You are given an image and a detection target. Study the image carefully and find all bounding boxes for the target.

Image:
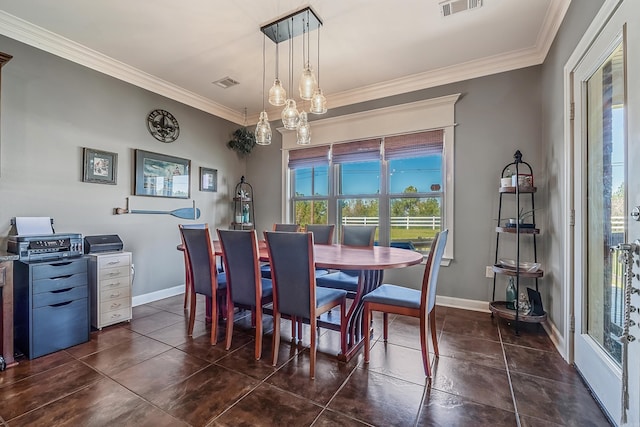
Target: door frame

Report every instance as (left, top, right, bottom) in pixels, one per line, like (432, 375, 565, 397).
(562, 0, 624, 364)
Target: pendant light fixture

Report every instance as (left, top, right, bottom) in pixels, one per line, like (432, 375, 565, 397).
(268, 23, 286, 107)
(255, 34, 272, 145)
(260, 7, 326, 144)
(298, 13, 317, 101)
(310, 22, 327, 115)
(281, 17, 299, 130)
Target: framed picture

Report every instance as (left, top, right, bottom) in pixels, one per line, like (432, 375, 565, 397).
(83, 148, 118, 185)
(199, 167, 218, 192)
(134, 149, 190, 198)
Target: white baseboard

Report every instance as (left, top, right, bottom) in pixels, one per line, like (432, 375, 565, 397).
(132, 284, 185, 307)
(542, 319, 566, 360)
(436, 295, 491, 313)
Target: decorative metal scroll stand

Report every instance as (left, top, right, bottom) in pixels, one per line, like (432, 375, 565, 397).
(113, 197, 200, 219)
(613, 241, 640, 424)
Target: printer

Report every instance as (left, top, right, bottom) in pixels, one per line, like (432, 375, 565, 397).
(84, 234, 124, 254)
(7, 217, 83, 262)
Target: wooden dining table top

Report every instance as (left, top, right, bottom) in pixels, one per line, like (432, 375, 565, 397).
(210, 240, 424, 270)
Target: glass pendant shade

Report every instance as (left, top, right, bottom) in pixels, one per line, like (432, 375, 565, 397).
(296, 112, 311, 145)
(255, 111, 272, 145)
(310, 88, 327, 114)
(299, 63, 317, 100)
(281, 99, 300, 130)
(268, 79, 286, 106)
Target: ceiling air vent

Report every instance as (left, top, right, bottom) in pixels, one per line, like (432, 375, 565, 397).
(213, 77, 239, 89)
(440, 0, 483, 17)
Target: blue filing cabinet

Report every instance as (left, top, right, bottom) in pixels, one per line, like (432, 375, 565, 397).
(13, 257, 90, 359)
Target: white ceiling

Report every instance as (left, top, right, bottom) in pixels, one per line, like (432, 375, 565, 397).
(0, 0, 570, 125)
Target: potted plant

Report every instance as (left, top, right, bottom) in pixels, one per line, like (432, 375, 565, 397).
(507, 208, 538, 228)
(227, 127, 256, 155)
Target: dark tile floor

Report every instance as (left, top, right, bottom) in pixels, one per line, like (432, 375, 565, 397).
(0, 295, 610, 426)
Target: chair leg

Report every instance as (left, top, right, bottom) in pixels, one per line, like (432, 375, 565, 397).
(225, 297, 234, 351)
(272, 312, 281, 366)
(183, 287, 189, 309)
(364, 303, 372, 364)
(291, 316, 297, 342)
(310, 317, 317, 379)
(187, 290, 196, 336)
(210, 295, 218, 346)
(383, 312, 389, 341)
(297, 319, 303, 343)
(254, 307, 263, 360)
(430, 309, 439, 357)
(420, 313, 431, 378)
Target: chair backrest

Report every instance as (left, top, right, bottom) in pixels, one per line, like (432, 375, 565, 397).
(217, 229, 262, 306)
(305, 224, 335, 245)
(421, 229, 449, 314)
(273, 223, 299, 232)
(342, 225, 376, 247)
(179, 224, 216, 297)
(264, 231, 315, 320)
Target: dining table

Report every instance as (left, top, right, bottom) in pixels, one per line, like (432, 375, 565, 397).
(179, 239, 424, 362)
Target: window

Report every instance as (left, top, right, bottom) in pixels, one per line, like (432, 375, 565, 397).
(281, 95, 459, 261)
(290, 132, 444, 254)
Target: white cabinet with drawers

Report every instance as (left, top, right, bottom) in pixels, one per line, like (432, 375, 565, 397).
(88, 251, 132, 329)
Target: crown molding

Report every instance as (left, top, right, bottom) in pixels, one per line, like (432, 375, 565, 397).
(0, 11, 245, 125)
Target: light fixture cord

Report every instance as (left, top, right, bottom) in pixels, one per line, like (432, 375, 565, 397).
(290, 17, 294, 95)
(262, 33, 266, 110)
(317, 22, 321, 84)
(302, 16, 306, 68)
(274, 24, 279, 80)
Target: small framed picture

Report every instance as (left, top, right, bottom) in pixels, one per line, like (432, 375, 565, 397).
(200, 167, 218, 192)
(83, 148, 118, 185)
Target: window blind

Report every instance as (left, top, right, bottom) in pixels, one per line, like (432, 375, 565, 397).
(384, 130, 444, 160)
(332, 139, 381, 164)
(288, 145, 330, 169)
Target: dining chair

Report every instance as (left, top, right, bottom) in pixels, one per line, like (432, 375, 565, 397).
(273, 223, 300, 232)
(316, 225, 377, 294)
(217, 229, 273, 360)
(363, 229, 448, 377)
(264, 231, 347, 379)
(260, 223, 300, 279)
(305, 224, 335, 245)
(179, 224, 227, 345)
(180, 223, 206, 309)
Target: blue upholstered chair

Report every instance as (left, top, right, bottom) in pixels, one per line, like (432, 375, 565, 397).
(179, 224, 227, 345)
(180, 223, 206, 309)
(217, 229, 273, 360)
(363, 229, 448, 377)
(305, 224, 335, 277)
(316, 225, 377, 294)
(305, 224, 335, 245)
(260, 223, 300, 279)
(264, 231, 347, 379)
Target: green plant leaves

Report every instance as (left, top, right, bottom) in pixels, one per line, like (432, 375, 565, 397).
(227, 127, 256, 155)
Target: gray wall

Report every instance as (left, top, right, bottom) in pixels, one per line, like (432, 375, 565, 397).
(540, 0, 605, 334)
(250, 67, 544, 304)
(0, 35, 243, 298)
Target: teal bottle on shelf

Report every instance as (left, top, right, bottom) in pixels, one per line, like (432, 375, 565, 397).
(506, 277, 517, 309)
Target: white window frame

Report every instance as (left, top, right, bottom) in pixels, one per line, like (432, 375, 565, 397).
(280, 94, 460, 262)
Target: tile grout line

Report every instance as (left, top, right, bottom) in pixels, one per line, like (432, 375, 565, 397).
(497, 322, 522, 427)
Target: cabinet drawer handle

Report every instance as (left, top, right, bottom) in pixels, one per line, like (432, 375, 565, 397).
(50, 301, 72, 307)
(51, 287, 73, 293)
(50, 262, 72, 267)
(110, 313, 122, 319)
(106, 272, 120, 277)
(110, 292, 121, 298)
(106, 281, 121, 288)
(110, 303, 122, 309)
(107, 260, 121, 265)
(52, 274, 73, 280)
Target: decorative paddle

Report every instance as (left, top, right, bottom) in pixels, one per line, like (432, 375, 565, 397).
(114, 198, 200, 219)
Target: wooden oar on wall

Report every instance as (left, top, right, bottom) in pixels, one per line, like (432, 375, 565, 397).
(114, 198, 200, 219)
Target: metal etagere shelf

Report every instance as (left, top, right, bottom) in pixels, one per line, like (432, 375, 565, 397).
(232, 176, 255, 230)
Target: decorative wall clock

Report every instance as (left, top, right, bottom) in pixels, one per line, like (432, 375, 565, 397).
(147, 109, 180, 143)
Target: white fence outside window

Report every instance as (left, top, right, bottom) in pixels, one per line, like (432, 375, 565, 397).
(342, 216, 441, 230)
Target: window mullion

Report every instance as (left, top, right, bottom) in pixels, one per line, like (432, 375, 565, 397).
(379, 158, 390, 246)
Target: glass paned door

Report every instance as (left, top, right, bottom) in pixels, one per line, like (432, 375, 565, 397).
(573, 1, 640, 423)
(586, 42, 625, 365)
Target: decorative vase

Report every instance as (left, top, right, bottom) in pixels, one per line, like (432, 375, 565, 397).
(506, 278, 517, 309)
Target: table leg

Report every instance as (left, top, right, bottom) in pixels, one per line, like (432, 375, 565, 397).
(337, 269, 383, 362)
